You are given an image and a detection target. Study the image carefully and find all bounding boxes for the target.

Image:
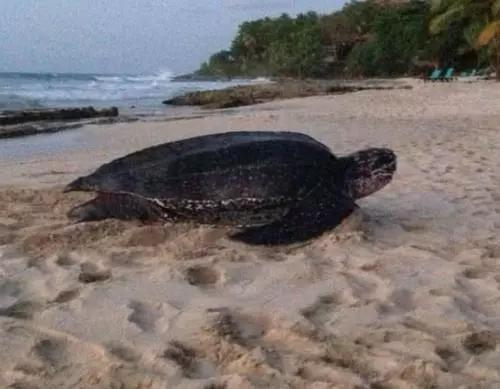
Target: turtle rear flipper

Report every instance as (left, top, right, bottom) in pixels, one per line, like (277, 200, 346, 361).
(67, 193, 174, 223)
(231, 186, 356, 245)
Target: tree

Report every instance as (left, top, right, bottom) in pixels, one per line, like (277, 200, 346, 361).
(319, 1, 383, 75)
(340, 0, 384, 36)
(226, 12, 325, 77)
(197, 50, 239, 77)
(195, 0, 497, 79)
(267, 24, 325, 77)
(430, 0, 500, 79)
(346, 1, 430, 76)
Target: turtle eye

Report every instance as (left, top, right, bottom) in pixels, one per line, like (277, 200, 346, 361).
(379, 153, 393, 165)
(375, 155, 391, 169)
(373, 150, 396, 171)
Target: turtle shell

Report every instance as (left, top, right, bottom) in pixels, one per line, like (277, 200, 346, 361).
(66, 131, 343, 224)
(66, 131, 344, 226)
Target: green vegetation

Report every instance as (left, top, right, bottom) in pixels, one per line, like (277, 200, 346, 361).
(429, 0, 500, 79)
(196, 0, 499, 79)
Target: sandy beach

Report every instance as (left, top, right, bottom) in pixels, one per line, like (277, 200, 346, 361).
(1, 80, 500, 388)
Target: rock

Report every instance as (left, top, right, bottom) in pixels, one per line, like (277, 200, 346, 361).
(163, 80, 411, 109)
(0, 122, 84, 139)
(0, 108, 136, 139)
(171, 73, 235, 82)
(0, 106, 119, 126)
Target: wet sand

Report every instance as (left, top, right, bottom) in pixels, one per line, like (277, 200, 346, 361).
(1, 80, 500, 388)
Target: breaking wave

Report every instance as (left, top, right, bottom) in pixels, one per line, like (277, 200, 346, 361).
(0, 69, 249, 110)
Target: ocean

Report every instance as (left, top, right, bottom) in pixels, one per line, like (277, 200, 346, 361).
(0, 71, 261, 115)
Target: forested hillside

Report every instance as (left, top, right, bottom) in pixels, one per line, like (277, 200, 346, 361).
(196, 0, 499, 79)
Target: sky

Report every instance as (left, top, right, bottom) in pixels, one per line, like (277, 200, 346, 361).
(0, 0, 346, 75)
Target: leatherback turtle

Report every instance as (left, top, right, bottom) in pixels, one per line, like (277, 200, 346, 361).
(65, 131, 396, 245)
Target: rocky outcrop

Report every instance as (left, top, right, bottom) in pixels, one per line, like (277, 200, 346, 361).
(0, 122, 84, 139)
(171, 73, 235, 82)
(0, 115, 137, 140)
(0, 107, 136, 139)
(163, 80, 411, 109)
(0, 106, 119, 126)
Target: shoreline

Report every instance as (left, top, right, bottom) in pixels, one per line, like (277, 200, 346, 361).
(0, 78, 414, 140)
(162, 78, 414, 109)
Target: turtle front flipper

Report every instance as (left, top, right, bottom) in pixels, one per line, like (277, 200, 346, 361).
(68, 192, 177, 223)
(231, 186, 356, 245)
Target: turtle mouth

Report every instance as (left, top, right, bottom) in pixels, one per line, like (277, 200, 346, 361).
(384, 159, 397, 175)
(376, 171, 395, 188)
(372, 149, 397, 179)
(373, 152, 397, 188)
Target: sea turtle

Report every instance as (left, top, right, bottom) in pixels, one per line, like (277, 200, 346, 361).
(65, 131, 396, 245)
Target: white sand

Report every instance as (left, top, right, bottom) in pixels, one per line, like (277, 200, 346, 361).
(0, 80, 499, 388)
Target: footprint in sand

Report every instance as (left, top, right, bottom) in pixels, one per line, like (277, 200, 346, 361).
(462, 331, 498, 355)
(202, 308, 359, 383)
(428, 288, 450, 297)
(163, 340, 217, 379)
(301, 294, 340, 328)
(125, 226, 170, 247)
(462, 267, 489, 280)
(387, 288, 416, 313)
(52, 288, 81, 304)
(107, 342, 141, 363)
(0, 279, 22, 299)
(55, 252, 77, 267)
(109, 249, 145, 268)
(78, 262, 111, 284)
(127, 300, 162, 332)
(185, 265, 220, 287)
(483, 245, 500, 259)
(0, 224, 16, 245)
(491, 192, 500, 202)
(163, 341, 197, 373)
(435, 345, 460, 368)
(31, 338, 69, 371)
(206, 308, 268, 346)
(340, 272, 379, 302)
(0, 300, 44, 320)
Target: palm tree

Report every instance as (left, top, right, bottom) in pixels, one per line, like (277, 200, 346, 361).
(429, 0, 500, 79)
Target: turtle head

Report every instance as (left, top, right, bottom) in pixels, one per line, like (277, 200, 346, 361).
(341, 148, 396, 200)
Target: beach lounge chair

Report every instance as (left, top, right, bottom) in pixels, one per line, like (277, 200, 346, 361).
(440, 68, 455, 82)
(458, 69, 478, 82)
(476, 68, 491, 79)
(460, 69, 476, 77)
(424, 69, 442, 82)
